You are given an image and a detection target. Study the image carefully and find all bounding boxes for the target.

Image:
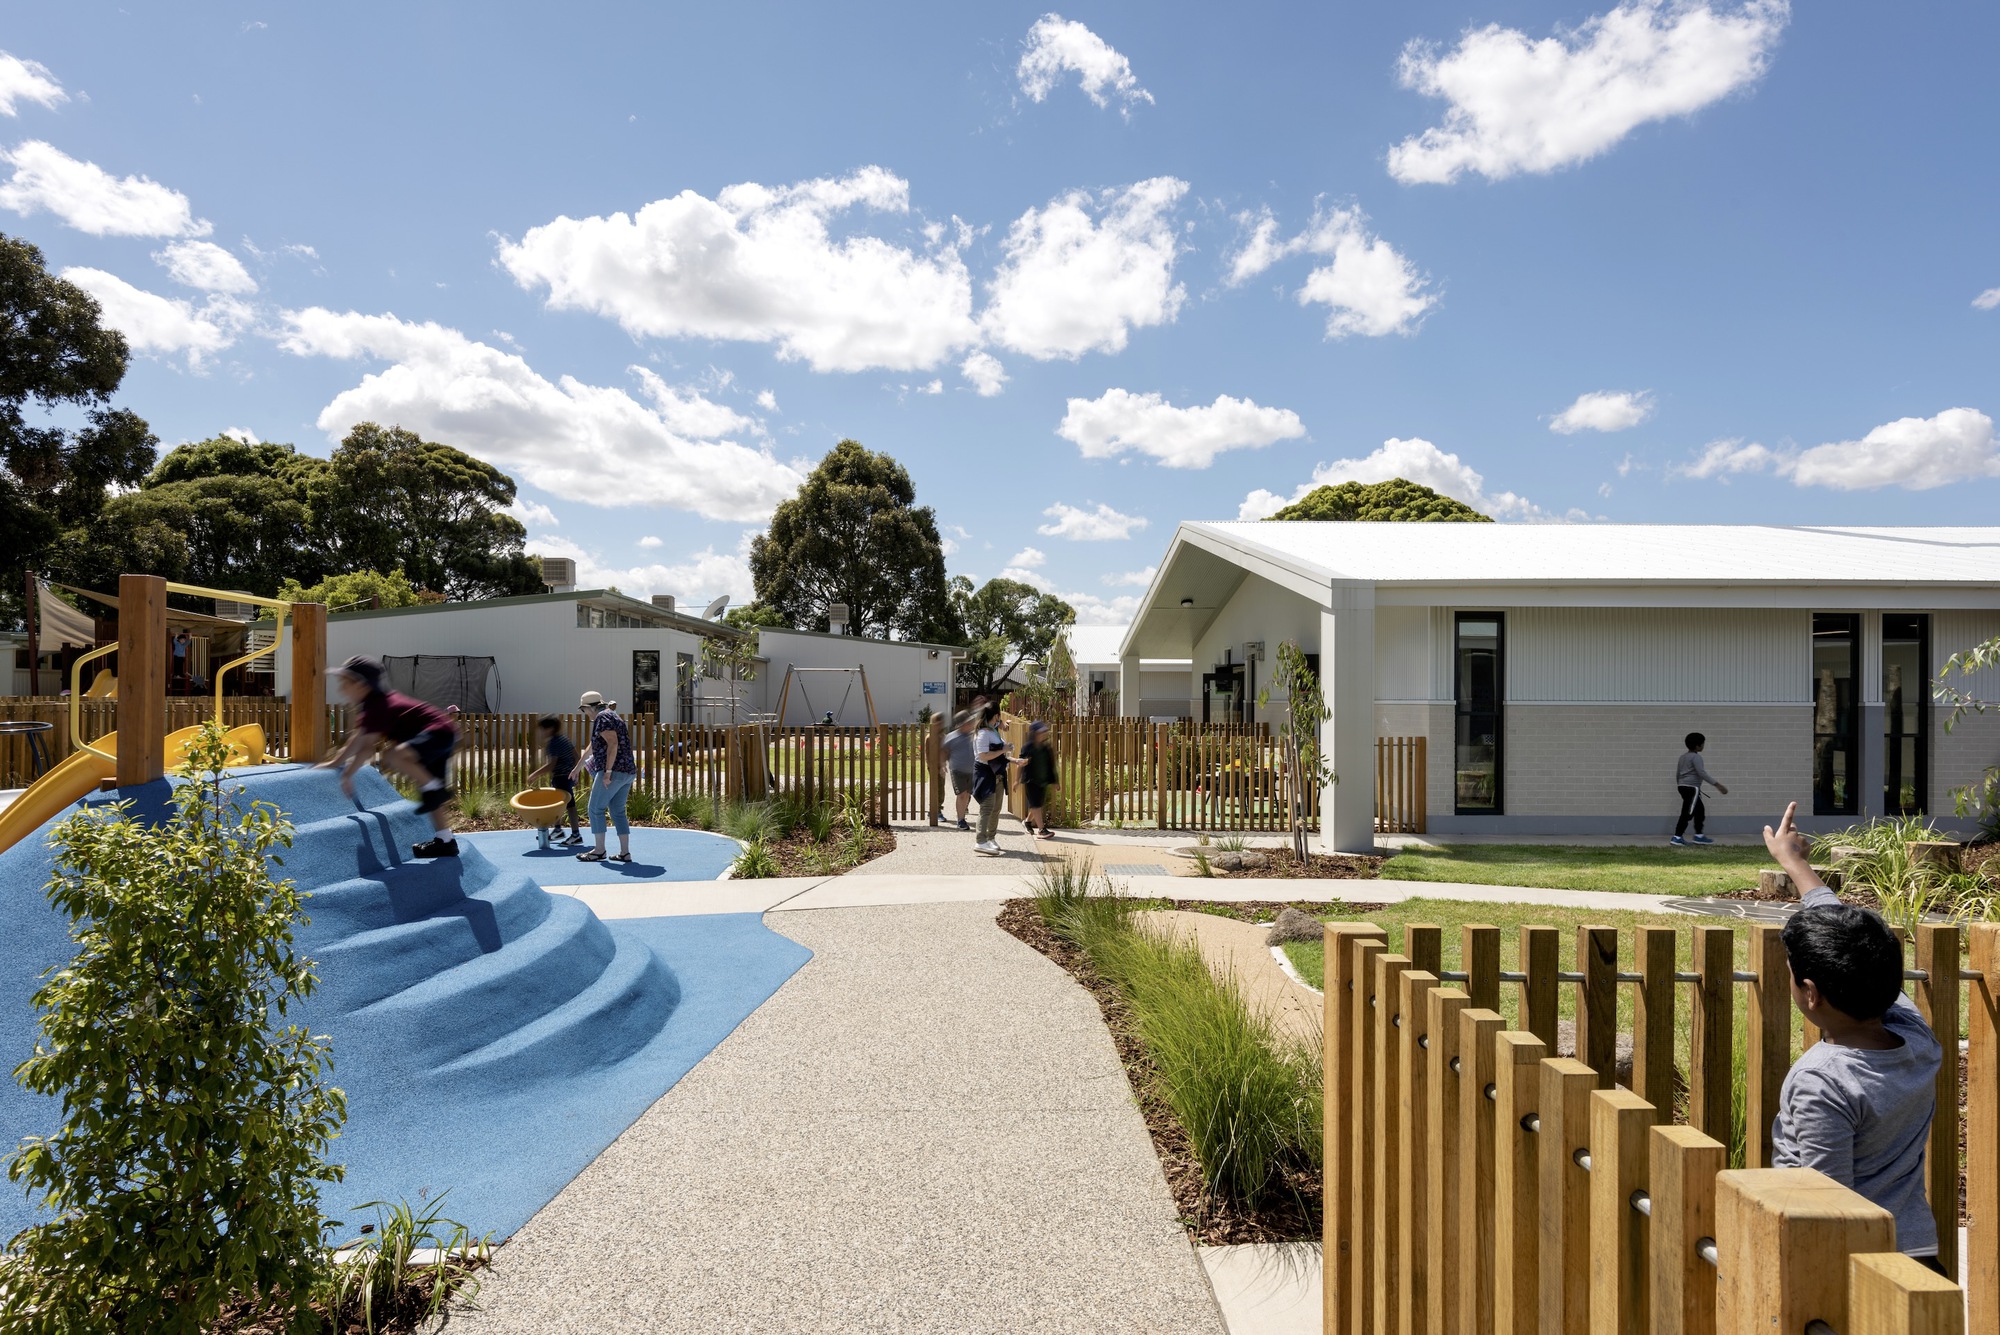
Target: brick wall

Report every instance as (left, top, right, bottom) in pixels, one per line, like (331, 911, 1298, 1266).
(1501, 704, 1809, 820)
(1932, 706, 2000, 819)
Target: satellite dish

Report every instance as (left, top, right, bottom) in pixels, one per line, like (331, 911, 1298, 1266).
(702, 596, 729, 620)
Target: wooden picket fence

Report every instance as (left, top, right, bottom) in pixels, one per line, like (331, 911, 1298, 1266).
(1325, 918, 1996, 1335)
(3, 697, 1418, 835)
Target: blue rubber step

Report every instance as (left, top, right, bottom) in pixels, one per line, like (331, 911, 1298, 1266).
(351, 894, 619, 1065)
(437, 934, 680, 1080)
(311, 873, 553, 1011)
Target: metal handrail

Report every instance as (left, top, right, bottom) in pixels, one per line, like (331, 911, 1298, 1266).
(67, 642, 119, 760)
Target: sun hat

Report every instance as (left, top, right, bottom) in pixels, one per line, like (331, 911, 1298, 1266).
(328, 655, 384, 692)
(579, 690, 605, 708)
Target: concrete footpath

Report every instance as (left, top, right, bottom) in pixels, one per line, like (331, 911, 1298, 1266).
(456, 901, 1226, 1335)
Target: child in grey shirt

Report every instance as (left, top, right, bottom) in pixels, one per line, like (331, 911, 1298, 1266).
(1762, 801, 1943, 1264)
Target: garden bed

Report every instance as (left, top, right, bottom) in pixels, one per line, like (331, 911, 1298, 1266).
(745, 825, 897, 877)
(1188, 850, 1382, 880)
(998, 896, 1323, 1245)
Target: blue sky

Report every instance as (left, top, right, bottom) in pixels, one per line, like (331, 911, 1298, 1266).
(4, 2, 1996, 623)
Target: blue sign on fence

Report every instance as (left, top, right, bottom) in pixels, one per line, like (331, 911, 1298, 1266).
(922, 681, 948, 694)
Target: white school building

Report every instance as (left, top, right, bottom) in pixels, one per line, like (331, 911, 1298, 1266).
(1118, 523, 2000, 851)
(273, 589, 960, 725)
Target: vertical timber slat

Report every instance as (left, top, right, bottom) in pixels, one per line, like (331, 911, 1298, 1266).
(1326, 924, 1386, 1335)
(1373, 953, 1412, 1335)
(1746, 924, 1790, 1170)
(1634, 926, 1677, 1112)
(1398, 969, 1439, 1335)
(1492, 1032, 1545, 1335)
(1456, 1007, 1504, 1335)
(1916, 923, 1961, 1282)
(1425, 987, 1472, 1335)
(1691, 926, 1736, 1142)
(1539, 1057, 1596, 1335)
(1650, 1125, 1724, 1335)
(1578, 926, 1619, 1089)
(1587, 1089, 1654, 1335)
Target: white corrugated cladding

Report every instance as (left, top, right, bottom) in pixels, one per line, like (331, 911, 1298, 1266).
(1933, 611, 2000, 695)
(1503, 608, 1808, 703)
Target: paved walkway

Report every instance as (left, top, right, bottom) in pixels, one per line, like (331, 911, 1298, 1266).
(457, 901, 1226, 1335)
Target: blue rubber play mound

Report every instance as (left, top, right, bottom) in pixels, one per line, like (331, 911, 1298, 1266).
(0, 764, 810, 1243)
(457, 825, 741, 882)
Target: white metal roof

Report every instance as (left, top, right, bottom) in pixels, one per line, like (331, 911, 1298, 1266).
(1185, 522, 2000, 586)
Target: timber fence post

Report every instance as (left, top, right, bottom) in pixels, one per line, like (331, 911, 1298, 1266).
(1492, 1032, 1545, 1335)
(1713, 1168, 1894, 1335)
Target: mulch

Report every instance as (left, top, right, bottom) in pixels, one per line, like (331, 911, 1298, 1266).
(996, 897, 1323, 1245)
(758, 826, 897, 876)
(206, 1266, 486, 1333)
(1198, 851, 1383, 881)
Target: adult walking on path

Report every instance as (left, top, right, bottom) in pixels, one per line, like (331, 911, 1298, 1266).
(1672, 730, 1728, 846)
(971, 703, 1014, 856)
(576, 690, 637, 864)
(454, 902, 1224, 1334)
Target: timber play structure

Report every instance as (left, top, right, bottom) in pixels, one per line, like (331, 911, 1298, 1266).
(0, 575, 810, 1240)
(1323, 919, 1996, 1335)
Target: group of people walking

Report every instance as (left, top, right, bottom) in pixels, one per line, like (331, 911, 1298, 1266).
(320, 654, 638, 864)
(939, 701, 1058, 855)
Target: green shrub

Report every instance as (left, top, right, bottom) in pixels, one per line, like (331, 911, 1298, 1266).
(1815, 816, 1995, 931)
(1214, 833, 1249, 853)
(454, 784, 505, 822)
(731, 838, 782, 879)
(624, 785, 661, 824)
(722, 800, 772, 843)
(1030, 860, 1318, 1204)
(801, 801, 836, 844)
(767, 793, 807, 839)
(664, 791, 703, 826)
(2, 722, 346, 1334)
(327, 1194, 491, 1335)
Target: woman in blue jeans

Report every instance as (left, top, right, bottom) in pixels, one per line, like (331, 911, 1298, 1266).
(574, 690, 636, 863)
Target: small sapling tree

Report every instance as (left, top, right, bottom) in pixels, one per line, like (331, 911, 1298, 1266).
(1258, 640, 1334, 864)
(2, 722, 346, 1334)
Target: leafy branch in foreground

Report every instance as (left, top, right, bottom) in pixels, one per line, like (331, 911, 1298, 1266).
(2, 722, 345, 1335)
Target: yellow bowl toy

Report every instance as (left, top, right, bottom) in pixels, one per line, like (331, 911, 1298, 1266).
(510, 787, 572, 849)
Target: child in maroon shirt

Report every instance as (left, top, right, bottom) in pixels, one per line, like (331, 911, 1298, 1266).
(320, 655, 461, 858)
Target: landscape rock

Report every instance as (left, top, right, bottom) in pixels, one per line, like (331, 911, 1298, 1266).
(1267, 907, 1325, 947)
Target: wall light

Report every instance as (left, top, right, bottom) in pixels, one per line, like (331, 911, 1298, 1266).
(1179, 597, 1194, 608)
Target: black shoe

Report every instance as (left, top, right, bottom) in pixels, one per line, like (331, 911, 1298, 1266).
(413, 837, 459, 859)
(415, 786, 455, 815)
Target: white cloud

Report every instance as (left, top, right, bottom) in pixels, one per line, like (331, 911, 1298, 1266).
(1103, 566, 1157, 587)
(60, 267, 248, 368)
(1974, 288, 2000, 312)
(1007, 546, 1047, 569)
(960, 349, 1008, 396)
(1668, 437, 1786, 480)
(1238, 436, 1564, 521)
(527, 532, 755, 607)
(1388, 1, 1790, 185)
(506, 498, 560, 528)
(1038, 501, 1148, 541)
(1668, 409, 1999, 491)
(1551, 388, 1655, 434)
(278, 308, 808, 521)
(497, 166, 978, 374)
(629, 368, 757, 439)
(1060, 590, 1143, 623)
(1058, 387, 1305, 470)
(153, 239, 256, 295)
(0, 141, 209, 237)
(1789, 409, 1997, 491)
(637, 535, 663, 549)
(982, 177, 1186, 359)
(1017, 14, 1152, 116)
(0, 51, 66, 115)
(1226, 204, 1435, 338)
(756, 389, 780, 411)
(221, 426, 259, 445)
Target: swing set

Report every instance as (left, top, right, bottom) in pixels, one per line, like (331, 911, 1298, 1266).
(770, 665, 878, 728)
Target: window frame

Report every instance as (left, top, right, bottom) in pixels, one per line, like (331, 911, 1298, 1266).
(1453, 611, 1506, 816)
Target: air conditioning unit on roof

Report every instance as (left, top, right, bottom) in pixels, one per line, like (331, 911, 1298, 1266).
(538, 556, 576, 592)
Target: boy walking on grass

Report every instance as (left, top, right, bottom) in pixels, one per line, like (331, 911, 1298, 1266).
(1763, 801, 1945, 1269)
(320, 655, 461, 859)
(1672, 731, 1728, 845)
(525, 713, 584, 846)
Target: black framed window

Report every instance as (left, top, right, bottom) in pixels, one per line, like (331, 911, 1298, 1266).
(1454, 614, 1504, 814)
(1812, 613, 1861, 816)
(1882, 614, 1930, 816)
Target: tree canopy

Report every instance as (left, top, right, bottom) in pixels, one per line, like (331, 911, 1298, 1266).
(748, 439, 958, 641)
(48, 424, 545, 603)
(0, 233, 157, 625)
(1265, 477, 1491, 523)
(721, 602, 788, 632)
(274, 568, 426, 613)
(953, 575, 1076, 697)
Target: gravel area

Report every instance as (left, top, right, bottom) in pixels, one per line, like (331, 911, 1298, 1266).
(456, 901, 1225, 1335)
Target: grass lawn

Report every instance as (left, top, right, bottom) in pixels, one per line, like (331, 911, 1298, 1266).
(1380, 842, 1772, 897)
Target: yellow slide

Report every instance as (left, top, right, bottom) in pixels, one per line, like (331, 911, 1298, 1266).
(0, 724, 266, 857)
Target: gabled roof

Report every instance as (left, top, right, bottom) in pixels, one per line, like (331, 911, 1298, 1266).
(1065, 624, 1190, 668)
(326, 588, 746, 639)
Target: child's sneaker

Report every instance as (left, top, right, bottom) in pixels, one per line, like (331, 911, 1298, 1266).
(412, 837, 459, 859)
(1669, 835, 1687, 846)
(1691, 834, 1716, 844)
